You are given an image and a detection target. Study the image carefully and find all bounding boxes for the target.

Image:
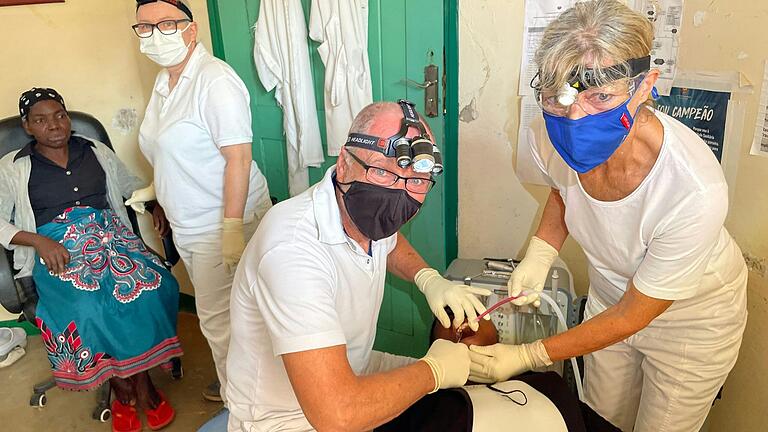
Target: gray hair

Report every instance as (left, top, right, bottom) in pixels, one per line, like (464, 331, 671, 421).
(534, 0, 654, 92)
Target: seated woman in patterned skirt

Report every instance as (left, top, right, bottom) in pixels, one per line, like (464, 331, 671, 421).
(0, 88, 182, 432)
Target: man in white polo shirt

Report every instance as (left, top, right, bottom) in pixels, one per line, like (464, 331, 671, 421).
(125, 0, 273, 407)
(226, 101, 492, 431)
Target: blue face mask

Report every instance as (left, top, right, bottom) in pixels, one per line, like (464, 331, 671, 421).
(543, 98, 636, 173)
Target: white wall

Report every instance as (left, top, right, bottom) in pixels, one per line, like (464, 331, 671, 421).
(458, 0, 768, 429)
(458, 0, 589, 291)
(0, 0, 213, 320)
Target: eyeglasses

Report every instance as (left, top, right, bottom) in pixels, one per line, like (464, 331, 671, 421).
(534, 75, 642, 118)
(346, 150, 435, 194)
(132, 19, 190, 38)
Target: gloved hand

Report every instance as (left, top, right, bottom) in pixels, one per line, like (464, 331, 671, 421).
(420, 339, 471, 393)
(468, 340, 553, 384)
(507, 236, 558, 308)
(221, 217, 246, 274)
(415, 268, 491, 332)
(124, 184, 156, 215)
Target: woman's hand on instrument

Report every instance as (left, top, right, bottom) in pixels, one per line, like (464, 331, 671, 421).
(33, 235, 70, 275)
(507, 236, 559, 308)
(468, 341, 553, 383)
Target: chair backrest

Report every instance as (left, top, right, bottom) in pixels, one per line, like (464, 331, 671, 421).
(0, 111, 113, 159)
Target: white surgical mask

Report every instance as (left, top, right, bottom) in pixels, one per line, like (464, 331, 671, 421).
(139, 23, 192, 67)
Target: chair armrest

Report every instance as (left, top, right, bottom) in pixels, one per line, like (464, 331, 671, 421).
(0, 246, 22, 314)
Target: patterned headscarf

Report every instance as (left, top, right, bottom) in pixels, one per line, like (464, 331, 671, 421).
(19, 87, 66, 120)
(136, 0, 194, 20)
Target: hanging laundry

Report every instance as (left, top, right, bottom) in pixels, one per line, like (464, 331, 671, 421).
(254, 0, 325, 196)
(309, 0, 374, 156)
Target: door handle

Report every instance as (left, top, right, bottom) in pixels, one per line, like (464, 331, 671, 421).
(403, 78, 437, 89)
(401, 64, 440, 117)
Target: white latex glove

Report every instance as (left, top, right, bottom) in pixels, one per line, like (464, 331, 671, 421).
(420, 339, 471, 393)
(222, 217, 245, 274)
(468, 340, 553, 384)
(124, 184, 156, 215)
(507, 236, 558, 308)
(415, 268, 491, 332)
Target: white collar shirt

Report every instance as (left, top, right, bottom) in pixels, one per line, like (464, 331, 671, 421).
(226, 166, 397, 431)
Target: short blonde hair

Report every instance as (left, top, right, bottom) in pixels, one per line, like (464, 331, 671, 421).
(533, 0, 654, 92)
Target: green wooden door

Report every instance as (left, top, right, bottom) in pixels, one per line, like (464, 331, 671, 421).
(207, 0, 456, 358)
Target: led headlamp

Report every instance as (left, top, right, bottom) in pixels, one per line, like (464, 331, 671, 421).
(537, 55, 652, 107)
(345, 100, 443, 175)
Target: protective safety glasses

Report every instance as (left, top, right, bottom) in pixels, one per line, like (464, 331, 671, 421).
(534, 78, 639, 117)
(532, 55, 651, 118)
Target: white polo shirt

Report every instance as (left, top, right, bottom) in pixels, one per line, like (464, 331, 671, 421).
(139, 43, 272, 235)
(226, 166, 397, 431)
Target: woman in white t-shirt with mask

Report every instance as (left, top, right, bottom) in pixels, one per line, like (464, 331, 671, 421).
(126, 0, 272, 406)
(467, 1, 747, 431)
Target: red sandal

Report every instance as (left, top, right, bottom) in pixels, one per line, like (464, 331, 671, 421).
(145, 391, 175, 431)
(111, 399, 142, 432)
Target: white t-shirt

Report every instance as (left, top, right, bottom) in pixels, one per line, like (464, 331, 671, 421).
(226, 166, 398, 432)
(139, 43, 272, 235)
(532, 109, 745, 310)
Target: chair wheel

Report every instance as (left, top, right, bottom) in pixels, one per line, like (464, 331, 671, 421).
(30, 392, 46, 407)
(172, 364, 183, 380)
(93, 407, 111, 422)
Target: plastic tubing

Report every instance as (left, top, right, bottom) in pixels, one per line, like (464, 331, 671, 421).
(473, 291, 585, 401)
(537, 291, 584, 401)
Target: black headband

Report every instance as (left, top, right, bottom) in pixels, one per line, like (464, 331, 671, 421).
(532, 55, 652, 92)
(19, 87, 66, 119)
(345, 100, 429, 157)
(136, 0, 193, 20)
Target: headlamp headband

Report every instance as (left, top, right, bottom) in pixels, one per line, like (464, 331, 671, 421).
(532, 55, 652, 93)
(344, 100, 442, 174)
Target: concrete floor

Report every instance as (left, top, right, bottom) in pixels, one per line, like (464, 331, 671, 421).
(1, 312, 222, 432)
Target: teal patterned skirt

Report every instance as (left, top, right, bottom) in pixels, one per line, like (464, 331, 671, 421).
(32, 206, 182, 391)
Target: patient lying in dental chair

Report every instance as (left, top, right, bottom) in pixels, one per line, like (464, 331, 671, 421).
(375, 311, 619, 432)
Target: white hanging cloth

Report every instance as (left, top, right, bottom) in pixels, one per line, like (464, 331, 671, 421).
(254, 0, 325, 196)
(309, 0, 373, 156)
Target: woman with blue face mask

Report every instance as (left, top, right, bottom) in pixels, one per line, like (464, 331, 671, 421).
(467, 1, 747, 431)
(125, 0, 273, 415)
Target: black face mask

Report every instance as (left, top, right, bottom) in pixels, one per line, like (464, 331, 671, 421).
(335, 179, 422, 241)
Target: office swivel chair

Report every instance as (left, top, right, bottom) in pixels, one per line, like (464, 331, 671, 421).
(0, 111, 182, 423)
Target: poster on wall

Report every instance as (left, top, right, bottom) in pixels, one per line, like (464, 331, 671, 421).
(750, 60, 768, 158)
(656, 87, 731, 162)
(518, 0, 577, 97)
(0, 0, 63, 5)
(627, 0, 684, 96)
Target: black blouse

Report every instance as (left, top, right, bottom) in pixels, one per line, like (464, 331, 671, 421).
(18, 136, 109, 226)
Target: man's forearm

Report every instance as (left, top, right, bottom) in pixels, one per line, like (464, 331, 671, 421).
(386, 232, 429, 282)
(310, 361, 435, 431)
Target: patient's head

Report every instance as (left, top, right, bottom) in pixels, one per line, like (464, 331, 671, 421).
(430, 309, 498, 347)
(19, 88, 71, 150)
